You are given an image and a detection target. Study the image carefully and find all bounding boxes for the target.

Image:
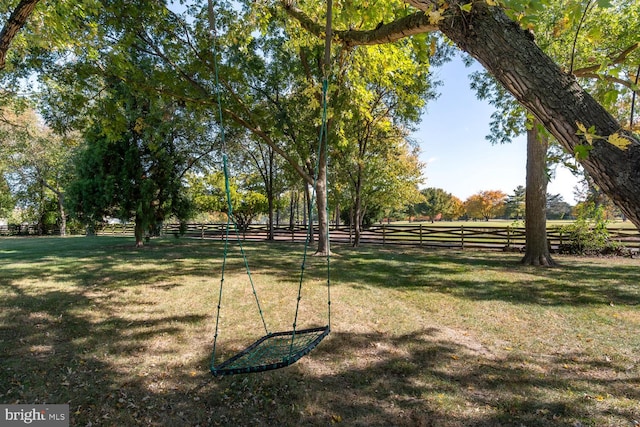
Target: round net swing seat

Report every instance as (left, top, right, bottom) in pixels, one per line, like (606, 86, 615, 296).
(210, 326, 330, 376)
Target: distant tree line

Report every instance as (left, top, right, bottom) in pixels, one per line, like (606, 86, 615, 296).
(407, 185, 623, 224)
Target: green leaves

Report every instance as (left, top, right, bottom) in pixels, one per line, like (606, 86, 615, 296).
(573, 143, 593, 160)
(460, 3, 473, 13)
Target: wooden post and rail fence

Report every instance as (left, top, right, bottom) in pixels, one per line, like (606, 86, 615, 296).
(5, 222, 636, 252)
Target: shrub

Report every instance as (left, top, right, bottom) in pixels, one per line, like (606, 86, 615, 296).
(559, 202, 619, 255)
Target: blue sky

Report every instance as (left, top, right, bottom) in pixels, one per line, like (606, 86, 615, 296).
(413, 55, 580, 204)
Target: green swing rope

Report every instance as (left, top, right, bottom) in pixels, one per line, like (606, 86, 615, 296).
(208, 0, 332, 376)
(208, 0, 269, 366)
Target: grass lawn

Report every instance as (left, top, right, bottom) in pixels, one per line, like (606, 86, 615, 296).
(1, 236, 639, 426)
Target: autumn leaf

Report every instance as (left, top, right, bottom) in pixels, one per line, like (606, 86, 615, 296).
(134, 117, 145, 134)
(486, 0, 499, 6)
(428, 9, 445, 25)
(608, 133, 632, 150)
(460, 3, 473, 13)
(576, 121, 596, 144)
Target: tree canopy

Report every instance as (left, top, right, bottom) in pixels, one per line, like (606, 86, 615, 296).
(1, 0, 640, 236)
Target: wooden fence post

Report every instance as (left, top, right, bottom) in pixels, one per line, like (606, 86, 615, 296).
(461, 225, 464, 249)
(419, 224, 423, 247)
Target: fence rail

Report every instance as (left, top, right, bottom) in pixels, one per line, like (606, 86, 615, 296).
(2, 222, 639, 252)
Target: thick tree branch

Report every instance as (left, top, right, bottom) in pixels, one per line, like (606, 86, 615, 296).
(281, 1, 437, 46)
(0, 0, 40, 70)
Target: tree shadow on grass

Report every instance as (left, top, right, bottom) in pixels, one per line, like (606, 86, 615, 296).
(329, 245, 640, 307)
(1, 238, 638, 426)
(3, 311, 638, 426)
(0, 236, 224, 291)
(192, 329, 639, 426)
(0, 284, 207, 422)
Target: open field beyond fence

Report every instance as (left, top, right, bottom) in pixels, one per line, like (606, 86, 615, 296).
(1, 236, 639, 426)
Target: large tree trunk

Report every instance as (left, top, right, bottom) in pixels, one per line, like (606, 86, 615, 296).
(521, 120, 555, 266)
(431, 1, 640, 229)
(0, 0, 40, 70)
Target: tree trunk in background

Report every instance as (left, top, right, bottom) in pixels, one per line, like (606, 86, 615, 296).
(521, 120, 555, 266)
(58, 192, 67, 237)
(315, 154, 330, 255)
(353, 195, 362, 247)
(352, 169, 363, 247)
(134, 214, 145, 248)
(289, 191, 295, 229)
(304, 183, 313, 243)
(266, 150, 275, 241)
